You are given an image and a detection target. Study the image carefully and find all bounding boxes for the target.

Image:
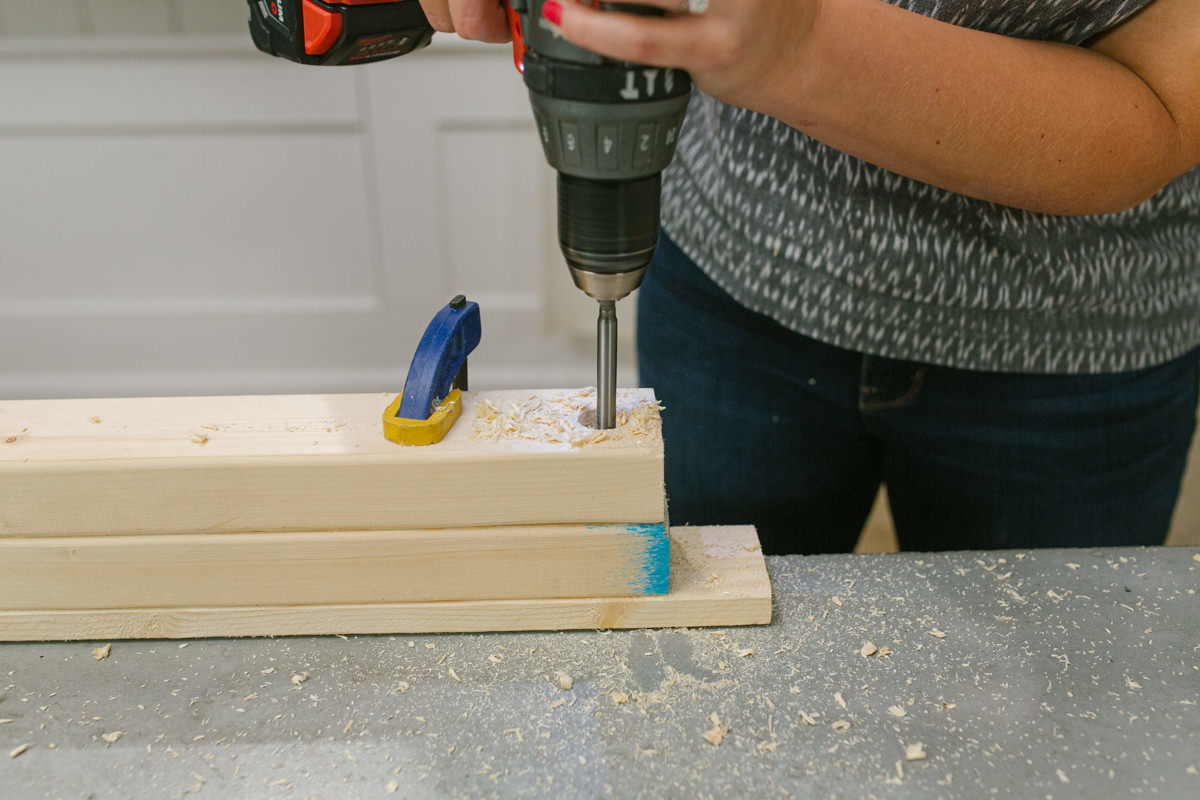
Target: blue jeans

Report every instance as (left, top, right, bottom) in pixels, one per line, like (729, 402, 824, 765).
(637, 233, 1200, 554)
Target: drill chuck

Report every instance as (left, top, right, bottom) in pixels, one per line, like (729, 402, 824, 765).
(559, 173, 660, 302)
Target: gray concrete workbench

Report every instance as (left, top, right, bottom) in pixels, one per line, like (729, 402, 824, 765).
(2, 547, 1198, 799)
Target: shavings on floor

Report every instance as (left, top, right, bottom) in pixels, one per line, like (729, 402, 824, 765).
(860, 642, 878, 658)
(905, 742, 927, 761)
(831, 720, 851, 732)
(92, 644, 112, 660)
(9, 743, 30, 758)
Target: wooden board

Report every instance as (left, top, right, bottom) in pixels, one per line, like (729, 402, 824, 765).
(0, 523, 670, 610)
(0, 389, 664, 537)
(0, 526, 771, 640)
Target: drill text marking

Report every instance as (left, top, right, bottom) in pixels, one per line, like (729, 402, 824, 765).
(620, 69, 678, 101)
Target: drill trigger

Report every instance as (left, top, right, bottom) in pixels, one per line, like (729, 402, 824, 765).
(382, 295, 482, 446)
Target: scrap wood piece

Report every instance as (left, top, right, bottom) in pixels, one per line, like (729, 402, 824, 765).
(0, 390, 664, 538)
(0, 523, 671, 610)
(0, 526, 771, 641)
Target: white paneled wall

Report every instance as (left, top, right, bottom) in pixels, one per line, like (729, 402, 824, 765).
(0, 0, 630, 399)
(0, 0, 248, 36)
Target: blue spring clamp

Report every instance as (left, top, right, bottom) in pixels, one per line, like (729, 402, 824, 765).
(383, 295, 482, 446)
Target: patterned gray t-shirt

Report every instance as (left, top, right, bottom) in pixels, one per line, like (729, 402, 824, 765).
(661, 0, 1200, 374)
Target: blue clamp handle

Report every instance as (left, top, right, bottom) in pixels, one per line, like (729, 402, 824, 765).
(397, 295, 482, 421)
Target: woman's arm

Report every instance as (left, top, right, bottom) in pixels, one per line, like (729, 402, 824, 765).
(550, 0, 1200, 215)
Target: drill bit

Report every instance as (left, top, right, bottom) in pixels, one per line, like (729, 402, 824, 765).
(596, 300, 618, 429)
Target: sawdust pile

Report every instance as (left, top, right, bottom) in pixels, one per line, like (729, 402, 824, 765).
(471, 388, 663, 447)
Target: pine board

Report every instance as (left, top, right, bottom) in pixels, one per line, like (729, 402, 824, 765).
(0, 523, 669, 610)
(0, 390, 664, 537)
(0, 526, 771, 640)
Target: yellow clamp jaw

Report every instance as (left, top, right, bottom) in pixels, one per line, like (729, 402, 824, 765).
(382, 389, 464, 447)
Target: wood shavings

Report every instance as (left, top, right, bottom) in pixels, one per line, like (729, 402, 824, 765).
(342, 721, 353, 734)
(555, 672, 574, 691)
(471, 388, 662, 448)
(610, 692, 628, 706)
(190, 432, 209, 445)
(386, 779, 400, 794)
(101, 731, 123, 744)
(737, 649, 754, 658)
(488, 654, 504, 664)
(9, 743, 30, 758)
(860, 642, 878, 658)
(88, 417, 102, 424)
(1056, 768, 1070, 784)
(878, 646, 893, 657)
(831, 720, 851, 732)
(906, 743, 927, 761)
(701, 714, 729, 745)
(0, 719, 12, 724)
(448, 668, 462, 683)
(830, 597, 843, 607)
(942, 702, 957, 709)
(4, 436, 15, 444)
(927, 630, 946, 639)
(549, 698, 566, 710)
(798, 710, 818, 726)
(290, 672, 309, 687)
(1193, 554, 1200, 563)
(835, 692, 847, 709)
(92, 644, 112, 660)
(887, 705, 907, 718)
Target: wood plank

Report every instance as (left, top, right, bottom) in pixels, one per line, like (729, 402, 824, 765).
(0, 523, 669, 610)
(0, 526, 770, 640)
(0, 389, 665, 537)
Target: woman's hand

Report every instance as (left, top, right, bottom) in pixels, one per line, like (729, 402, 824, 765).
(418, 0, 512, 43)
(542, 0, 822, 113)
(547, 0, 1200, 216)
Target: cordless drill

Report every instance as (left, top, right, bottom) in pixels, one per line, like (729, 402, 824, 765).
(247, 0, 691, 429)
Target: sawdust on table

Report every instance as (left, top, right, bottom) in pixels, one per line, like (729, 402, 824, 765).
(471, 388, 662, 447)
(701, 713, 729, 745)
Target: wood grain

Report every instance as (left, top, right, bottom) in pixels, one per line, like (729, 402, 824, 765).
(0, 526, 771, 640)
(0, 523, 669, 610)
(0, 390, 664, 537)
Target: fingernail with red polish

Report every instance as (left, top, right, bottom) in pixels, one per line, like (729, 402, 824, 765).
(543, 1, 563, 26)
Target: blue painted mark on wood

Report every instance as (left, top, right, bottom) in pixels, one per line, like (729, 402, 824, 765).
(589, 522, 670, 596)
